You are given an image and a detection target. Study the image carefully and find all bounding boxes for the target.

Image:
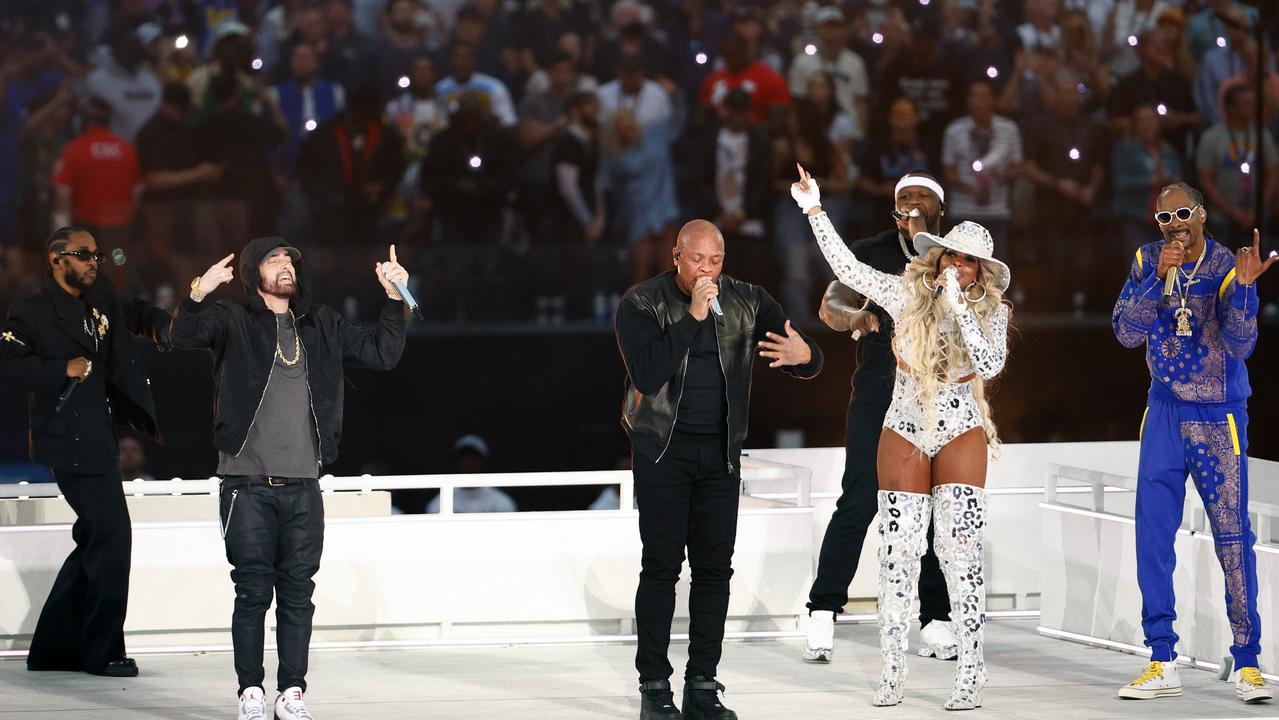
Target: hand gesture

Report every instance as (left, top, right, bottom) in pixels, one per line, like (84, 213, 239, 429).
(791, 163, 822, 214)
(66, 356, 91, 382)
(758, 320, 813, 368)
(195, 253, 236, 299)
(375, 244, 410, 300)
(1235, 229, 1278, 286)
(689, 276, 719, 322)
(1156, 240, 1185, 280)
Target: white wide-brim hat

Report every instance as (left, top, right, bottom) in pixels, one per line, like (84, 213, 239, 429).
(912, 221, 1011, 291)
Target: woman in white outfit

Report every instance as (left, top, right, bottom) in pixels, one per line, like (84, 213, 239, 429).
(791, 165, 1011, 710)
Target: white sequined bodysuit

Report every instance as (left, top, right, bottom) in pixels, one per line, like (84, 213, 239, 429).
(809, 212, 1009, 457)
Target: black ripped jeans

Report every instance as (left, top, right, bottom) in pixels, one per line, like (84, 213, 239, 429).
(219, 476, 324, 696)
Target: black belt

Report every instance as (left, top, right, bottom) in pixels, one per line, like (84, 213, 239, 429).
(220, 475, 318, 488)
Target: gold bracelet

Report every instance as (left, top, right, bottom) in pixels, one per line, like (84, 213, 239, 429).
(190, 277, 206, 302)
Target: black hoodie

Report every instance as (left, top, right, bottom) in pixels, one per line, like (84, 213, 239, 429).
(171, 237, 405, 465)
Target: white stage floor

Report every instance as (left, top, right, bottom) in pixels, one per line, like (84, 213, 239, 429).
(1, 620, 1274, 719)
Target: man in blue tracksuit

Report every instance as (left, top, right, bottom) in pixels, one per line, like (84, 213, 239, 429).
(1112, 182, 1274, 703)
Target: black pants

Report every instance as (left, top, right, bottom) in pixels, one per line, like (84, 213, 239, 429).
(633, 432, 739, 683)
(27, 468, 131, 673)
(219, 476, 325, 696)
(806, 402, 951, 624)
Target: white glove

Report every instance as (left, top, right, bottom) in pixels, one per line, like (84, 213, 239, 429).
(790, 176, 822, 213)
(940, 266, 967, 315)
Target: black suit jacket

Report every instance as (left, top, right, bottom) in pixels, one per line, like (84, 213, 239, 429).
(0, 277, 170, 474)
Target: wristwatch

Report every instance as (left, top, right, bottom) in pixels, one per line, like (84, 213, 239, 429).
(190, 277, 206, 302)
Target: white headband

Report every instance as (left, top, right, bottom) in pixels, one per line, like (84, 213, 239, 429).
(895, 176, 945, 204)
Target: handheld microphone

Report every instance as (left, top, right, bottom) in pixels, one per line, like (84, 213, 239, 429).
(1162, 268, 1177, 305)
(934, 266, 957, 299)
(1162, 240, 1183, 305)
(710, 278, 725, 323)
(56, 377, 79, 413)
(382, 266, 423, 320)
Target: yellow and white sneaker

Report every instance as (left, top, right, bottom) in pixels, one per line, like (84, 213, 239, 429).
(1118, 661, 1182, 699)
(1234, 667, 1273, 703)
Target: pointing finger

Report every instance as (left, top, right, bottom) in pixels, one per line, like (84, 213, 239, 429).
(389, 244, 398, 264)
(218, 252, 235, 268)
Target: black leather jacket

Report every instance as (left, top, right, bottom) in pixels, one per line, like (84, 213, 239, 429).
(615, 271, 822, 473)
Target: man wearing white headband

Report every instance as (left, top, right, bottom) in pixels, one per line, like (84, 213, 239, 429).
(801, 172, 956, 664)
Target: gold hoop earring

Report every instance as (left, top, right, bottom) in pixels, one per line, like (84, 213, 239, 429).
(965, 282, 987, 303)
(920, 272, 937, 295)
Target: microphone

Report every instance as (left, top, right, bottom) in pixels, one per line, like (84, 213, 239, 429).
(710, 296, 724, 320)
(382, 265, 423, 320)
(111, 248, 126, 266)
(1162, 267, 1177, 305)
(56, 377, 79, 413)
(934, 266, 957, 299)
(1162, 240, 1183, 305)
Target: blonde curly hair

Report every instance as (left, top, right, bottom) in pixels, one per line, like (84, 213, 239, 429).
(896, 247, 1011, 453)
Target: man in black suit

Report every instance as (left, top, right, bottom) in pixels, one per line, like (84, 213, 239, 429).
(0, 227, 172, 677)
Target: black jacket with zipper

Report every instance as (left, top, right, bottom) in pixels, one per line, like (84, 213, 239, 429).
(170, 236, 405, 466)
(615, 271, 823, 473)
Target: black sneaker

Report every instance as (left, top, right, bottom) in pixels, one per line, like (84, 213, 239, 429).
(682, 677, 738, 720)
(640, 680, 683, 719)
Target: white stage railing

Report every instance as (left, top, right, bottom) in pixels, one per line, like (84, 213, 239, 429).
(1038, 458, 1279, 680)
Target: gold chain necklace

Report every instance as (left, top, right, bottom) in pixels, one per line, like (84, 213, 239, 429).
(1171, 240, 1208, 338)
(276, 310, 301, 366)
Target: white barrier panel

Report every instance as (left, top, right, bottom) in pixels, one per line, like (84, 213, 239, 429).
(0, 463, 813, 651)
(1038, 459, 1279, 672)
(747, 442, 1141, 611)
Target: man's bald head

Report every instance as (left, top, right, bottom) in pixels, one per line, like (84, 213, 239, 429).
(677, 219, 725, 251)
(673, 219, 726, 292)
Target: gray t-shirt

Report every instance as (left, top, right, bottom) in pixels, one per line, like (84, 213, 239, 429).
(1196, 122, 1279, 212)
(218, 313, 320, 479)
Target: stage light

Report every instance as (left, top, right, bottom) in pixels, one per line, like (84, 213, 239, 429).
(175, 34, 189, 49)
(986, 66, 999, 79)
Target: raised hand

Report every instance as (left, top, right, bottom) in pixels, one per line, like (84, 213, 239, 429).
(195, 253, 235, 299)
(1235, 229, 1278, 286)
(758, 320, 812, 368)
(375, 244, 410, 300)
(791, 163, 822, 214)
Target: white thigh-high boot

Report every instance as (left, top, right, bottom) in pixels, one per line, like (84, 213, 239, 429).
(932, 484, 989, 710)
(872, 490, 933, 707)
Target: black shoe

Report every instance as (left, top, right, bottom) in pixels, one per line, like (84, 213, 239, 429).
(640, 679, 683, 719)
(88, 658, 139, 677)
(682, 677, 737, 720)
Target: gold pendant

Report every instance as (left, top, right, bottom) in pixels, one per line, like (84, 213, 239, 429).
(1174, 305, 1193, 337)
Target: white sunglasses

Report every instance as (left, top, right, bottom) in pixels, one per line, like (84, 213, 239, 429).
(1154, 205, 1199, 225)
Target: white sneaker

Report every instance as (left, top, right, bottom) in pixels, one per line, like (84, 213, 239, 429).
(1118, 661, 1182, 699)
(275, 687, 315, 720)
(917, 620, 959, 660)
(1233, 667, 1273, 703)
(803, 610, 835, 662)
(237, 687, 266, 720)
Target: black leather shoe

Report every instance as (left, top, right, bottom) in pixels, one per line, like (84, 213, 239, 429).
(640, 679, 683, 719)
(682, 677, 737, 720)
(88, 658, 139, 677)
